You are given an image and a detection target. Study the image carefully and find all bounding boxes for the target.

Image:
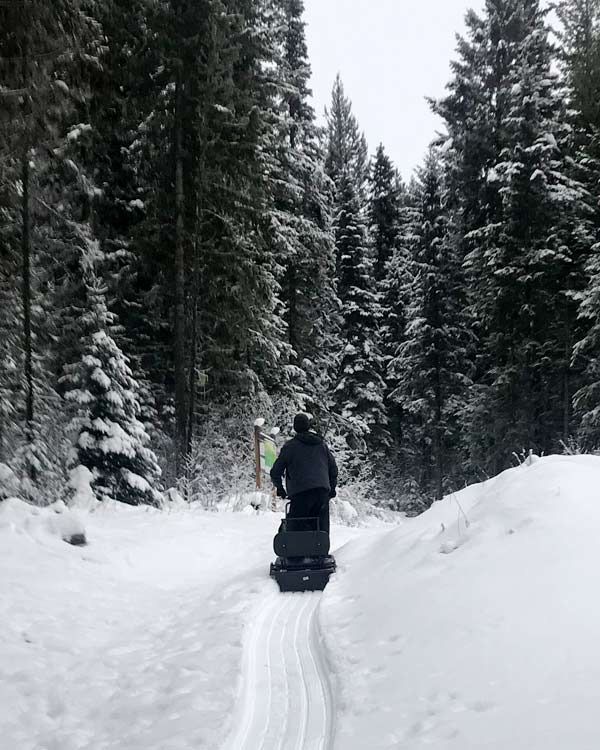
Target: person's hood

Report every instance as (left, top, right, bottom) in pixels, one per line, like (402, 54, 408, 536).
(294, 431, 323, 446)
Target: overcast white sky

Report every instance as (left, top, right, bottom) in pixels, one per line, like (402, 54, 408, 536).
(304, 0, 486, 180)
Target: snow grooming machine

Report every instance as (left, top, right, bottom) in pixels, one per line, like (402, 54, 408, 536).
(270, 503, 336, 592)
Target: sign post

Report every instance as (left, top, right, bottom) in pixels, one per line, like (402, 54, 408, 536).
(254, 422, 263, 490)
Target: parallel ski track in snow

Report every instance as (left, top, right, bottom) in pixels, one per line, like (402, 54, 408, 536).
(224, 589, 334, 750)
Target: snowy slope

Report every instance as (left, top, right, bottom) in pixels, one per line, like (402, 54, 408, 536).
(3, 456, 600, 750)
(322, 455, 600, 750)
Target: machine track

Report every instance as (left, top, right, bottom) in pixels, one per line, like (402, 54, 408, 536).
(223, 591, 334, 750)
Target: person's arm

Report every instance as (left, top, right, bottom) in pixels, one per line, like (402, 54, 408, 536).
(326, 444, 338, 496)
(270, 445, 288, 497)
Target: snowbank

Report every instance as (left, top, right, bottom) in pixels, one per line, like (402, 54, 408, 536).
(0, 496, 86, 545)
(322, 455, 600, 750)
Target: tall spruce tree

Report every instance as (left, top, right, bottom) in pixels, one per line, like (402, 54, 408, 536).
(334, 173, 388, 452)
(435, 0, 593, 472)
(557, 0, 600, 131)
(390, 150, 473, 503)
(325, 78, 387, 454)
(128, 0, 294, 474)
(367, 143, 406, 471)
(267, 0, 339, 414)
(0, 0, 101, 492)
(369, 144, 402, 283)
(325, 75, 369, 204)
(558, 0, 600, 448)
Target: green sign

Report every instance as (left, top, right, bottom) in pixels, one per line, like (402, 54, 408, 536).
(260, 436, 278, 473)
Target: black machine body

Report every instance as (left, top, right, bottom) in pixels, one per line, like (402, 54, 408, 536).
(270, 503, 336, 592)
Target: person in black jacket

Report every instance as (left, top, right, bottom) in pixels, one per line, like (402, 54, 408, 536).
(270, 413, 338, 535)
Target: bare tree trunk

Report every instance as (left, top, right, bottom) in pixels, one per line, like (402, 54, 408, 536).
(186, 226, 200, 455)
(434, 374, 443, 503)
(21, 148, 34, 457)
(174, 70, 187, 475)
(563, 326, 572, 444)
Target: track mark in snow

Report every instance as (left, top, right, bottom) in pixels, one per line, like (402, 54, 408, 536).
(223, 591, 334, 750)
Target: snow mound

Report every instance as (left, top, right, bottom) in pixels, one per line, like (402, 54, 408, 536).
(323, 455, 600, 750)
(0, 497, 86, 545)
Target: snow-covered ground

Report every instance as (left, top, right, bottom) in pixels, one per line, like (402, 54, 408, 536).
(2, 455, 600, 749)
(323, 455, 600, 749)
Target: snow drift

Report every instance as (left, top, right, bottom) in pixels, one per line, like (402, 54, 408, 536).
(0, 497, 86, 545)
(322, 455, 600, 750)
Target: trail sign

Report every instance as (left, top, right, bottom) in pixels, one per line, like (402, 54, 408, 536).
(260, 436, 277, 473)
(253, 419, 279, 489)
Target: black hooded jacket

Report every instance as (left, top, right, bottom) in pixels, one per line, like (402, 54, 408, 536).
(270, 432, 338, 498)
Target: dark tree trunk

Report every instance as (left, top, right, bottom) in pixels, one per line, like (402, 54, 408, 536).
(21, 148, 34, 456)
(186, 227, 200, 455)
(562, 327, 572, 444)
(174, 70, 187, 474)
(434, 363, 444, 503)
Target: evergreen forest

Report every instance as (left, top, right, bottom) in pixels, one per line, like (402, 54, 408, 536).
(2, 0, 600, 512)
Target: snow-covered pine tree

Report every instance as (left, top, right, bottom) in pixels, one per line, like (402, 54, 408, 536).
(0, 0, 101, 492)
(114, 0, 296, 475)
(486, 2, 592, 461)
(573, 259, 600, 447)
(382, 177, 420, 472)
(266, 0, 340, 416)
(325, 73, 369, 279)
(81, 0, 164, 376)
(325, 74, 369, 216)
(434, 0, 593, 472)
(367, 143, 406, 479)
(334, 172, 388, 454)
(0, 209, 21, 464)
(558, 0, 600, 449)
(324, 77, 387, 456)
(368, 147, 404, 368)
(557, 0, 600, 132)
(63, 275, 162, 506)
(389, 150, 473, 504)
(369, 144, 403, 283)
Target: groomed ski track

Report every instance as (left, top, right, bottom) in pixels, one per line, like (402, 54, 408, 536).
(223, 590, 335, 750)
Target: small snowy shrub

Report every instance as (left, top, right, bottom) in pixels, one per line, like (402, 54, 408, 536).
(63, 276, 162, 506)
(179, 413, 255, 506)
(178, 397, 302, 507)
(0, 462, 20, 501)
(68, 465, 97, 511)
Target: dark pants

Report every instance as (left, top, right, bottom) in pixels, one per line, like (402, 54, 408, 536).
(288, 488, 330, 535)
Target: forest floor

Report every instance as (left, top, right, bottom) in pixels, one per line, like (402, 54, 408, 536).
(2, 455, 600, 749)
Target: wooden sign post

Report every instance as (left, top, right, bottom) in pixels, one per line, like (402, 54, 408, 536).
(254, 421, 263, 490)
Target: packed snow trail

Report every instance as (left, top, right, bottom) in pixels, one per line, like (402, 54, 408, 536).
(223, 589, 335, 750)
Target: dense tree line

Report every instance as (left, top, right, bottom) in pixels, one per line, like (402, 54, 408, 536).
(1, 0, 600, 510)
